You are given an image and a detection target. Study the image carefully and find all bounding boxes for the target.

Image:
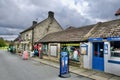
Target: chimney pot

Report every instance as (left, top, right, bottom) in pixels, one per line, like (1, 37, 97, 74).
(48, 11, 54, 18)
(33, 21, 37, 26)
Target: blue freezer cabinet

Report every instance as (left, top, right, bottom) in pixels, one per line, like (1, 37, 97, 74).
(59, 51, 70, 78)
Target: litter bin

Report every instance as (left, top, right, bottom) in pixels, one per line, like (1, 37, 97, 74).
(22, 51, 29, 60)
(59, 47, 71, 78)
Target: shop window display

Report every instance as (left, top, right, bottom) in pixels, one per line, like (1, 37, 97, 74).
(61, 43, 80, 62)
(110, 41, 120, 57)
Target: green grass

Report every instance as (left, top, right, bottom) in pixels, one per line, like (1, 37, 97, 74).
(0, 46, 8, 50)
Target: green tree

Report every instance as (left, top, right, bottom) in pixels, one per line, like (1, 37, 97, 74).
(0, 38, 7, 47)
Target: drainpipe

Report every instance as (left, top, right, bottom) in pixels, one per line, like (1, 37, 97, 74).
(32, 28, 34, 51)
(31, 21, 37, 51)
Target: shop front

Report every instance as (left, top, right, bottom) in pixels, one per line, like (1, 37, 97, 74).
(61, 43, 80, 62)
(88, 37, 120, 76)
(50, 44, 58, 57)
(89, 38, 104, 71)
(41, 43, 81, 65)
(107, 37, 120, 58)
(105, 37, 120, 76)
(41, 43, 60, 61)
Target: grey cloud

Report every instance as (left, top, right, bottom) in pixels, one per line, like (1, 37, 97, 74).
(0, 27, 23, 35)
(0, 0, 120, 40)
(0, 35, 18, 41)
(53, 2, 94, 28)
(82, 0, 120, 20)
(0, 0, 39, 29)
(55, 8, 93, 28)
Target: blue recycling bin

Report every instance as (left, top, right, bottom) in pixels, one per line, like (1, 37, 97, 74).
(59, 48, 70, 78)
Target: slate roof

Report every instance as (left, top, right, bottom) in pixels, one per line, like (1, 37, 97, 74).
(87, 19, 120, 38)
(38, 25, 94, 42)
(14, 35, 21, 41)
(20, 19, 46, 34)
(38, 19, 120, 43)
(20, 11, 63, 34)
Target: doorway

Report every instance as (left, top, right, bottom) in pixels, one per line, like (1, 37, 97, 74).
(92, 42, 104, 71)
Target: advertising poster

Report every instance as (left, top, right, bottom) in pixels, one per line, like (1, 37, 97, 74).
(81, 44, 88, 55)
(104, 43, 108, 54)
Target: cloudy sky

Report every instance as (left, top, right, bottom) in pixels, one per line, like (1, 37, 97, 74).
(0, 0, 120, 40)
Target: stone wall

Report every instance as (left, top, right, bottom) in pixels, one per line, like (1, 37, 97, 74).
(33, 17, 62, 43)
(20, 30, 33, 51)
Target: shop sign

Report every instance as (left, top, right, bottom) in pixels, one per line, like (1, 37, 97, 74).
(107, 37, 120, 41)
(88, 38, 103, 42)
(61, 43, 80, 46)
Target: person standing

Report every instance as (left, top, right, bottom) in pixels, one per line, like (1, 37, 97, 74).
(73, 48, 78, 60)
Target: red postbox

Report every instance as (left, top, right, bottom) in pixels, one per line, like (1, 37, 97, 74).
(33, 43, 42, 58)
(38, 43, 42, 58)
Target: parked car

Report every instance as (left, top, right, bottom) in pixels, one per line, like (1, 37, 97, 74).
(8, 44, 16, 53)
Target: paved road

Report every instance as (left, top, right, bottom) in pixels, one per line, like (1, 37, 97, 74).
(0, 50, 93, 80)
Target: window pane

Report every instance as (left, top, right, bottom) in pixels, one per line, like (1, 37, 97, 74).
(50, 46, 57, 56)
(99, 43, 104, 57)
(110, 41, 120, 57)
(93, 43, 98, 57)
(62, 46, 80, 62)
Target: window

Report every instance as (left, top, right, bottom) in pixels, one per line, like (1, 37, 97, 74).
(61, 43, 80, 62)
(110, 41, 120, 57)
(24, 34, 27, 40)
(42, 44, 48, 55)
(50, 45, 57, 57)
(93, 43, 98, 57)
(28, 33, 32, 40)
(99, 43, 104, 57)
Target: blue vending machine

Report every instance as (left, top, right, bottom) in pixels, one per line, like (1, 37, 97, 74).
(59, 48, 71, 78)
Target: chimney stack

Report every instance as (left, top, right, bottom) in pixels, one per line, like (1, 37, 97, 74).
(115, 8, 120, 16)
(32, 21, 37, 26)
(48, 11, 54, 18)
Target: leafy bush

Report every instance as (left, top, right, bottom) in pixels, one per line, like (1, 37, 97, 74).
(0, 38, 7, 47)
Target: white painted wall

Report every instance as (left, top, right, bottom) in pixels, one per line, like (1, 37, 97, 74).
(83, 42, 92, 69)
(104, 42, 110, 73)
(107, 62, 120, 76)
(83, 41, 120, 76)
(104, 42, 120, 76)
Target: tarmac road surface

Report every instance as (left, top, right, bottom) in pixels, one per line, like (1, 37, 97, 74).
(0, 50, 93, 80)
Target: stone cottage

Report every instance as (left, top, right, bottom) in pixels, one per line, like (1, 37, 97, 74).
(19, 21, 36, 52)
(37, 19, 120, 76)
(37, 25, 94, 67)
(33, 11, 63, 42)
(17, 11, 63, 53)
